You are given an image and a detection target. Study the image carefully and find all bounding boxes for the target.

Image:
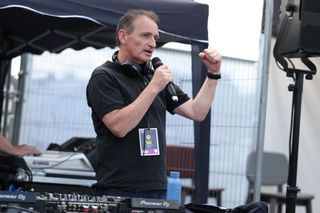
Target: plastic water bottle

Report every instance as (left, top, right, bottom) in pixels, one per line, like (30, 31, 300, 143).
(166, 171, 181, 205)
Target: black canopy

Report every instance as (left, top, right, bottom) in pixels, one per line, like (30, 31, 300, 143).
(0, 0, 208, 59)
(0, 0, 211, 204)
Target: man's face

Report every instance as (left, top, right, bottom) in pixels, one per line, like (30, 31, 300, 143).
(121, 15, 159, 64)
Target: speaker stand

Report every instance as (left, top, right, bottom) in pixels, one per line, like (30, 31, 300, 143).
(274, 54, 316, 213)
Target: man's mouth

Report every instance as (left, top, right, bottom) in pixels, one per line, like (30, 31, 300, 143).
(144, 50, 153, 56)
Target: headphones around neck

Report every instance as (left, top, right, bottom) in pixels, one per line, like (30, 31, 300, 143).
(112, 50, 153, 78)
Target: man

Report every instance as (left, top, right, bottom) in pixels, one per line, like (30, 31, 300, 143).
(86, 9, 221, 199)
(0, 134, 40, 157)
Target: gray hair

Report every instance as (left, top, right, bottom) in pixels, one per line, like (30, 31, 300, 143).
(116, 9, 159, 46)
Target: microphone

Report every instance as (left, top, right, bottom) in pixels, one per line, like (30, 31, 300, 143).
(151, 57, 178, 102)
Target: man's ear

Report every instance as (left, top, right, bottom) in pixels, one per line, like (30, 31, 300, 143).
(118, 29, 128, 45)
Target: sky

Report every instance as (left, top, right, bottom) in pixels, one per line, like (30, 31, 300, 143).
(195, 0, 264, 61)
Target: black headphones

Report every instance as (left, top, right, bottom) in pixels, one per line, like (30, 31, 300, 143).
(112, 50, 153, 78)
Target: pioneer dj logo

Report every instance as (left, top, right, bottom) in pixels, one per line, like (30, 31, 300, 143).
(139, 200, 170, 208)
(0, 193, 26, 201)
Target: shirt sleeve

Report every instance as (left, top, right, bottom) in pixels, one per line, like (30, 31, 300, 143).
(87, 69, 124, 119)
(166, 83, 190, 114)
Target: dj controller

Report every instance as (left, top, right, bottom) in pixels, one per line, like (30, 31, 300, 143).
(0, 152, 181, 213)
(0, 190, 181, 213)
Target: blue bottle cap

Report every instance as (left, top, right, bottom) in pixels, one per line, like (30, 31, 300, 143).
(170, 171, 180, 178)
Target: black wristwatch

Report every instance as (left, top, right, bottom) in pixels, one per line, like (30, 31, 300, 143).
(207, 72, 221, 80)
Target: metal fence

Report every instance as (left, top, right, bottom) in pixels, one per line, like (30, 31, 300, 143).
(4, 45, 262, 208)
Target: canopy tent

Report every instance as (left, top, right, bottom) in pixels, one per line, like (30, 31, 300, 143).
(0, 0, 210, 203)
(0, 0, 208, 59)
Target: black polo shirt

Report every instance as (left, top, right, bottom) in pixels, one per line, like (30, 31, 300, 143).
(86, 61, 189, 192)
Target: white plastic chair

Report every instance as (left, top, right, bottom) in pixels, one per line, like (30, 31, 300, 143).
(246, 151, 314, 213)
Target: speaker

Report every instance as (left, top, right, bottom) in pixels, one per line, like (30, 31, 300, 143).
(112, 50, 153, 77)
(275, 0, 320, 58)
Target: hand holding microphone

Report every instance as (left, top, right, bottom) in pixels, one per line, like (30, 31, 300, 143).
(151, 57, 178, 102)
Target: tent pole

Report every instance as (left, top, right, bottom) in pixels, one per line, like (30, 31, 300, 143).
(0, 59, 11, 135)
(11, 54, 29, 145)
(191, 41, 210, 204)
